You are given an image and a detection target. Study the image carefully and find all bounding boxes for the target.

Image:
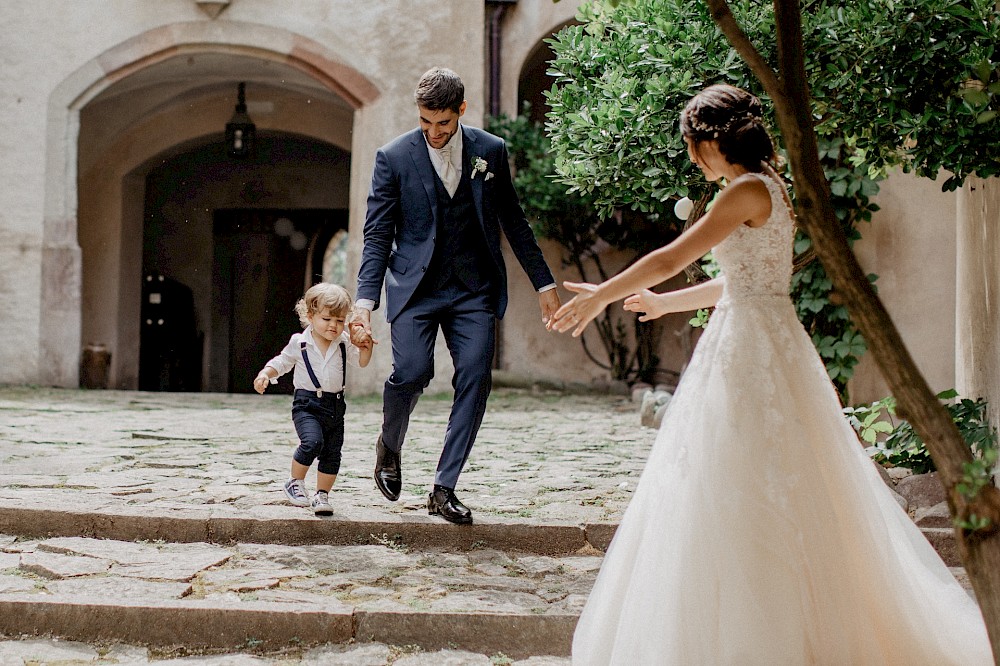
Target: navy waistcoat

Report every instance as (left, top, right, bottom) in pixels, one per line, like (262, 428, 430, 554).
(424, 160, 496, 293)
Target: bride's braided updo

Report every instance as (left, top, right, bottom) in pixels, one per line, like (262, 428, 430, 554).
(680, 84, 776, 172)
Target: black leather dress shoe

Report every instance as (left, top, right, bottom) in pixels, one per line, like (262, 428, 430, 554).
(374, 435, 401, 501)
(427, 485, 473, 525)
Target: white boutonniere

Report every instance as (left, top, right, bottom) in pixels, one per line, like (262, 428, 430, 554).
(471, 157, 494, 181)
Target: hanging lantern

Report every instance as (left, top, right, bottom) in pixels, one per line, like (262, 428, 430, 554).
(225, 82, 255, 159)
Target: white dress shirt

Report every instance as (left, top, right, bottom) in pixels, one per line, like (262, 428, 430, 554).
(263, 328, 361, 393)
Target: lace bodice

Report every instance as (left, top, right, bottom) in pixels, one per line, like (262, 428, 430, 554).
(713, 173, 794, 300)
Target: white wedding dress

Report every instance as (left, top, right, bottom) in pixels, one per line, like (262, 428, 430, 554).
(572, 173, 993, 665)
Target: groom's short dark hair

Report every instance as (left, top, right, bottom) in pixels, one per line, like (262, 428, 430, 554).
(414, 67, 465, 113)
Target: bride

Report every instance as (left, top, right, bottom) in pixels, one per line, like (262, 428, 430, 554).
(549, 84, 993, 665)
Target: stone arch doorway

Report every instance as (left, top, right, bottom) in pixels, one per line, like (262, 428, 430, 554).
(138, 133, 350, 393)
(516, 40, 556, 124)
(59, 24, 378, 390)
(516, 20, 576, 124)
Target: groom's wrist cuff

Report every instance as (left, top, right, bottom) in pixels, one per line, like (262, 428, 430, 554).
(538, 284, 556, 293)
(355, 299, 375, 311)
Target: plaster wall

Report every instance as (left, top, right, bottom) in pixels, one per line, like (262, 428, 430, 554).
(342, 5, 486, 395)
(0, 0, 486, 389)
(500, 235, 697, 388)
(850, 169, 958, 404)
(0, 0, 801, 395)
(956, 176, 1000, 429)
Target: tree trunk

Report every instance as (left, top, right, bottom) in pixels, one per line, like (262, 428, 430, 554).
(706, 0, 1000, 659)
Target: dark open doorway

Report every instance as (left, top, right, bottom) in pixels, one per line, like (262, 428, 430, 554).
(138, 272, 202, 391)
(211, 208, 347, 393)
(135, 133, 351, 393)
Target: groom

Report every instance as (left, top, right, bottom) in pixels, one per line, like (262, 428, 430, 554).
(354, 67, 561, 524)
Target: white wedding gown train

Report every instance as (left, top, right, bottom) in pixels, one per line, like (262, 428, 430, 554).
(572, 173, 992, 665)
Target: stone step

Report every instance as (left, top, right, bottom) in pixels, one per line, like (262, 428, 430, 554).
(0, 501, 959, 566)
(0, 524, 971, 661)
(0, 533, 596, 659)
(0, 517, 972, 662)
(0, 388, 975, 662)
(0, 636, 571, 665)
(0, 504, 615, 557)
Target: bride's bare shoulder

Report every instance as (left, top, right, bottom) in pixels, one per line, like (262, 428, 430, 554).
(721, 174, 772, 227)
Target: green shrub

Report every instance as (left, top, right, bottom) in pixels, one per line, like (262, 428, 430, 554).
(846, 389, 998, 475)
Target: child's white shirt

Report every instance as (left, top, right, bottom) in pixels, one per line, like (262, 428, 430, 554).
(263, 327, 361, 393)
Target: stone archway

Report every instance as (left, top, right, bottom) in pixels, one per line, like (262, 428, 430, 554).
(137, 133, 350, 393)
(42, 21, 378, 388)
(516, 35, 564, 124)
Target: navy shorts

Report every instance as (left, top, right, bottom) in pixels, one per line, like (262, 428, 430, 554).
(291, 389, 346, 476)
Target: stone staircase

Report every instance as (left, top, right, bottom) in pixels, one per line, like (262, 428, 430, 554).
(0, 387, 972, 664)
(0, 507, 614, 660)
(0, 505, 968, 665)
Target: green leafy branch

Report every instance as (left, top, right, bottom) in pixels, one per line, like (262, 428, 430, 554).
(847, 390, 998, 528)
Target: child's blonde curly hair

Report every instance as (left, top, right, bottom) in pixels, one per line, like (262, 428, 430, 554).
(294, 283, 353, 328)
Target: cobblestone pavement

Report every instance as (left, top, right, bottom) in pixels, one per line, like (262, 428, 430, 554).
(0, 387, 649, 526)
(0, 637, 569, 665)
(0, 387, 978, 664)
(0, 386, 650, 664)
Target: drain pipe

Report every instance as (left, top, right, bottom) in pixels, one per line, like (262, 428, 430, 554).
(486, 0, 517, 117)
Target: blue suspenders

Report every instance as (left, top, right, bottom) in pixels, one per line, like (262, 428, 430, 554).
(299, 340, 346, 397)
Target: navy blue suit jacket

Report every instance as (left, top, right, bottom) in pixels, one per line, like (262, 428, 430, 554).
(357, 126, 554, 322)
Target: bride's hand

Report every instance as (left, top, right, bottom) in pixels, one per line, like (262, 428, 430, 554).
(548, 281, 601, 337)
(624, 289, 671, 322)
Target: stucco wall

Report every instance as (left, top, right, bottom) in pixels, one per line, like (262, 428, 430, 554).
(850, 169, 958, 404)
(0, 0, 608, 394)
(345, 6, 486, 395)
(0, 0, 486, 390)
(957, 176, 1000, 429)
(6, 1, 989, 405)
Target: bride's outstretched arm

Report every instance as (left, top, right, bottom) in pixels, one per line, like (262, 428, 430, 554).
(623, 277, 724, 322)
(549, 174, 769, 337)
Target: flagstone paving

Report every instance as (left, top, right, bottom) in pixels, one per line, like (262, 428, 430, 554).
(0, 386, 645, 663)
(0, 386, 972, 664)
(0, 387, 649, 528)
(0, 637, 570, 665)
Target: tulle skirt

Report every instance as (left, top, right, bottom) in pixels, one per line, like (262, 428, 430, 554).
(572, 295, 992, 665)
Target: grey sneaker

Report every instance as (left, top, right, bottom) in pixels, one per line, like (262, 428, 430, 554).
(283, 478, 310, 507)
(311, 490, 333, 516)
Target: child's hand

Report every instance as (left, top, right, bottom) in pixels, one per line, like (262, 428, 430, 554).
(351, 328, 374, 352)
(253, 373, 271, 394)
(349, 321, 375, 347)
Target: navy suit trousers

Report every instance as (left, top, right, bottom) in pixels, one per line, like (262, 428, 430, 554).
(381, 279, 495, 489)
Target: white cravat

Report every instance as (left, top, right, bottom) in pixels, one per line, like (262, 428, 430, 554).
(428, 130, 462, 197)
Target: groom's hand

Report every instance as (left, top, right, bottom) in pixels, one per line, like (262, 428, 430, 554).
(350, 321, 375, 347)
(539, 289, 562, 327)
(350, 308, 374, 345)
(353, 307, 371, 329)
